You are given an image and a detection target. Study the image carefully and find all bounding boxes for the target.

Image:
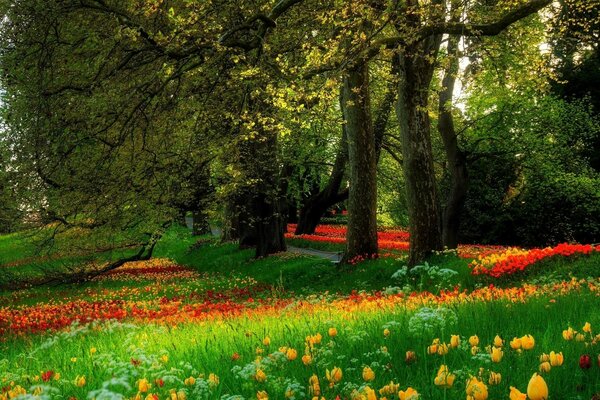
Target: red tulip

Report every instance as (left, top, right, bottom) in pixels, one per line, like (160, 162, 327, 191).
(580, 354, 591, 369)
(41, 370, 54, 382)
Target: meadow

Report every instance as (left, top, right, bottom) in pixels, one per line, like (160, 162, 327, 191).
(1, 225, 600, 400)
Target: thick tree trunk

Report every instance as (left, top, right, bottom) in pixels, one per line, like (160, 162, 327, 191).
(295, 118, 349, 235)
(395, 39, 444, 266)
(343, 61, 378, 260)
(438, 36, 469, 249)
(252, 132, 287, 257)
(221, 197, 240, 242)
(192, 210, 211, 235)
(295, 66, 397, 236)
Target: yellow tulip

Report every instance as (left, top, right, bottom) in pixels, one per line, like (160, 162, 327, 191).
(328, 327, 337, 337)
(302, 354, 312, 365)
(575, 333, 586, 342)
(493, 335, 504, 347)
(184, 377, 196, 386)
(450, 335, 460, 348)
(539, 361, 551, 373)
(434, 364, 455, 388)
(562, 327, 574, 340)
(286, 348, 298, 361)
(509, 386, 527, 400)
(583, 322, 591, 333)
(488, 371, 501, 385)
(437, 343, 449, 355)
(378, 381, 399, 396)
(160, 355, 169, 363)
(539, 353, 549, 363)
(469, 335, 479, 346)
(527, 373, 548, 400)
(176, 391, 187, 400)
(549, 351, 563, 366)
(363, 386, 377, 400)
(491, 347, 503, 362)
(257, 391, 269, 400)
(75, 375, 86, 387)
(326, 367, 342, 384)
(510, 337, 522, 349)
(398, 387, 419, 400)
(262, 337, 271, 346)
(521, 335, 535, 350)
(138, 378, 150, 393)
(427, 343, 438, 355)
(362, 366, 375, 382)
(383, 328, 390, 337)
(255, 369, 267, 383)
(466, 377, 488, 400)
(208, 373, 219, 386)
(471, 346, 480, 355)
(309, 375, 321, 396)
(89, 347, 97, 355)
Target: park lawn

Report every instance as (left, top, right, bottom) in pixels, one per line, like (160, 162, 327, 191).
(1, 227, 600, 399)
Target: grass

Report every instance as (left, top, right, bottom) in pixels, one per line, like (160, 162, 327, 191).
(1, 226, 600, 399)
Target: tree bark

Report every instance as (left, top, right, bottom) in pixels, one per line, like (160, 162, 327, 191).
(395, 37, 444, 266)
(295, 108, 349, 234)
(438, 35, 468, 249)
(343, 61, 378, 260)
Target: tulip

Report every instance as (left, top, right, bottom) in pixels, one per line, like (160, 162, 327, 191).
(562, 327, 574, 340)
(450, 335, 460, 348)
(437, 343, 449, 355)
(309, 375, 321, 396)
(466, 376, 488, 400)
(176, 391, 186, 400)
(580, 354, 591, 369)
(362, 366, 375, 382)
(549, 351, 563, 366)
(41, 370, 54, 382)
(328, 327, 337, 337)
(184, 377, 196, 386)
(434, 364, 455, 388)
(75, 375, 86, 387)
(510, 337, 522, 350)
(471, 346, 480, 355)
(493, 335, 504, 347)
(427, 343, 438, 355)
(138, 378, 151, 393)
(539, 353, 549, 363)
(90, 347, 97, 355)
(521, 335, 535, 350)
(575, 333, 586, 342)
(539, 361, 551, 373)
(262, 337, 271, 346)
(255, 369, 267, 382)
(257, 391, 269, 400)
(160, 355, 169, 363)
(383, 328, 390, 337)
(326, 367, 342, 384)
(509, 386, 527, 400)
(286, 348, 297, 361)
(488, 371, 501, 385)
(155, 379, 164, 388)
(583, 322, 591, 333)
(405, 350, 416, 364)
(399, 387, 419, 400)
(491, 347, 503, 362)
(302, 354, 312, 365)
(208, 373, 219, 386)
(379, 381, 400, 396)
(527, 373, 548, 400)
(363, 386, 377, 400)
(469, 335, 479, 346)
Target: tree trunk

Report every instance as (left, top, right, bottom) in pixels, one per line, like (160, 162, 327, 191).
(221, 196, 240, 242)
(295, 111, 349, 235)
(343, 61, 378, 260)
(395, 38, 444, 266)
(192, 210, 211, 235)
(438, 36, 469, 249)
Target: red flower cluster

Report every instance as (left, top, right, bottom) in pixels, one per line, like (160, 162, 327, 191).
(471, 243, 600, 278)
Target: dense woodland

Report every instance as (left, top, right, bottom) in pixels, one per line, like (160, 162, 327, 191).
(0, 0, 598, 271)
